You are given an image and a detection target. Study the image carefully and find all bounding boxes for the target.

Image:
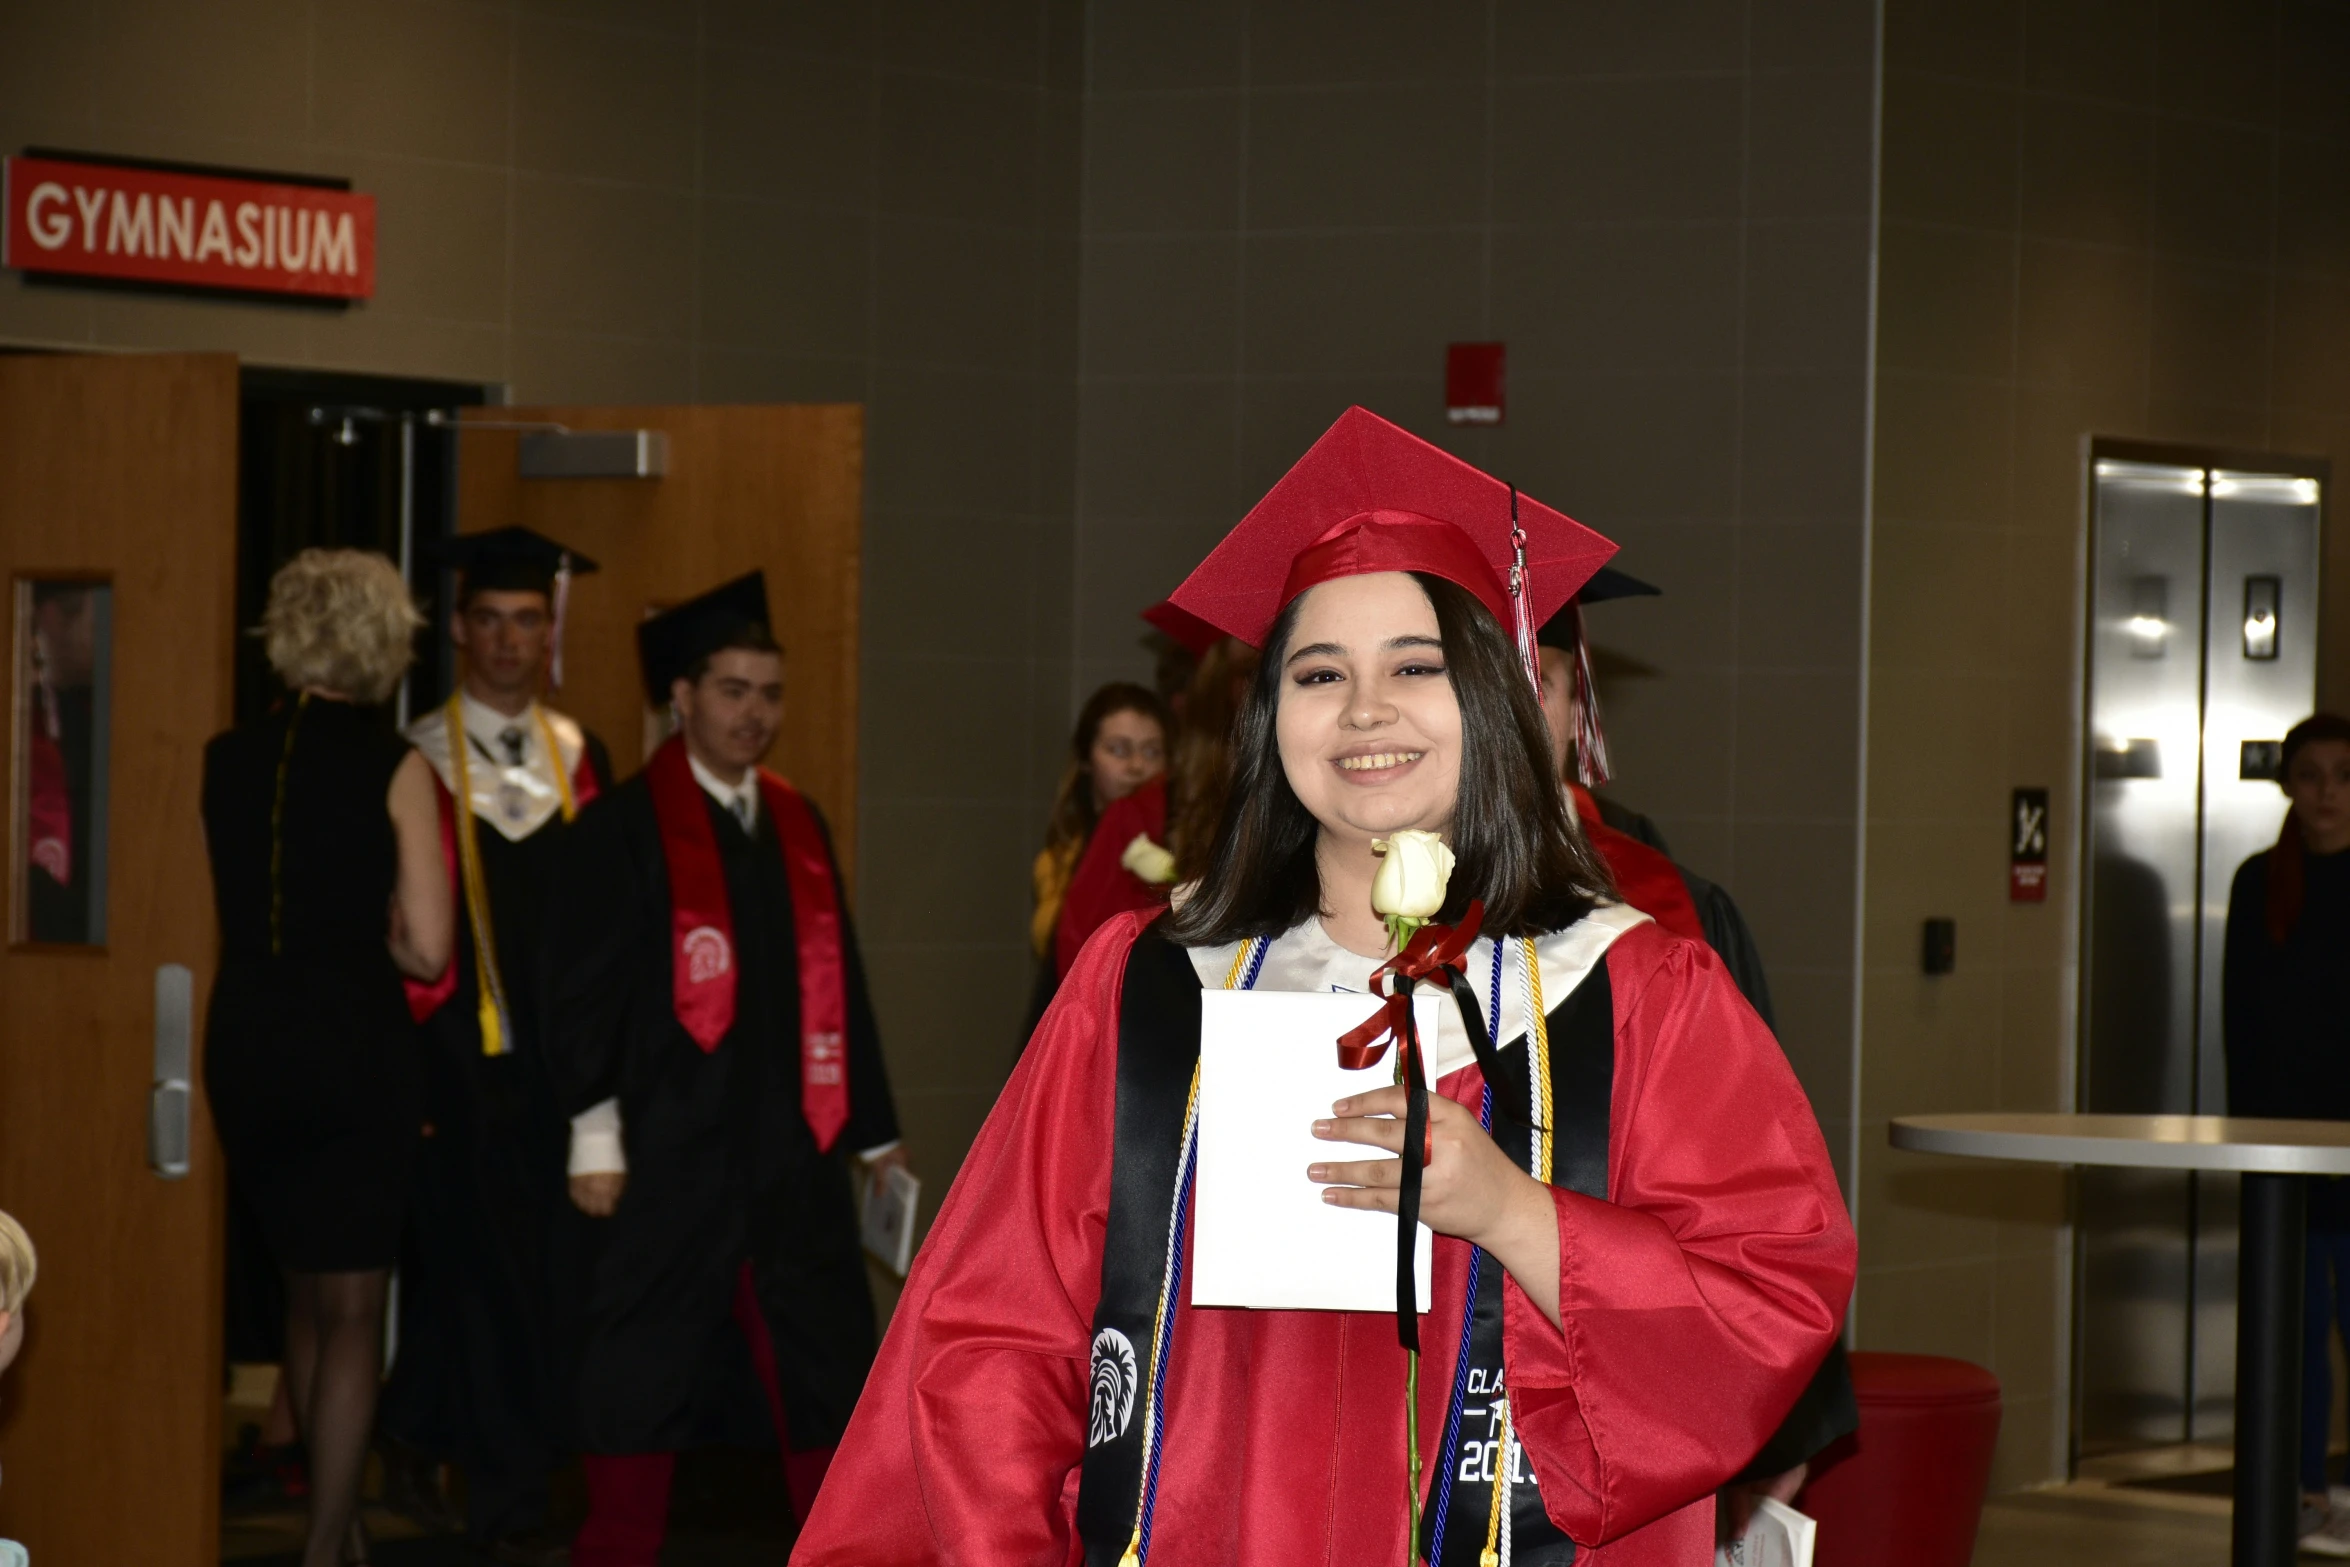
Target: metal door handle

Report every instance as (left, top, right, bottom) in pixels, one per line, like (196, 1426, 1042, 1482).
(150, 964, 192, 1179)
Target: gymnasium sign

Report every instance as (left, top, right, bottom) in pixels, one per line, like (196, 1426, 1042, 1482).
(2, 152, 375, 301)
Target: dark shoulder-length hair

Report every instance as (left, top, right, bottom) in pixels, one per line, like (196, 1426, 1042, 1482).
(1167, 572, 1615, 945)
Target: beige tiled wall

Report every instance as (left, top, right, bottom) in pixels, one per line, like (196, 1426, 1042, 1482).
(1861, 0, 2350, 1491)
(0, 0, 1089, 1201)
(1069, 0, 1882, 1171)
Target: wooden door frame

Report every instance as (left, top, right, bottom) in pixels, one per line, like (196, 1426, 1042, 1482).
(453, 403, 864, 872)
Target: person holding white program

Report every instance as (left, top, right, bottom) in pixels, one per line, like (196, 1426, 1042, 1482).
(796, 407, 1852, 1565)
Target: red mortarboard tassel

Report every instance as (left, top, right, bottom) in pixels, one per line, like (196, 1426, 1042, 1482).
(1566, 601, 1612, 788)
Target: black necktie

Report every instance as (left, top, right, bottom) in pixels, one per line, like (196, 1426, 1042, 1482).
(500, 727, 526, 766)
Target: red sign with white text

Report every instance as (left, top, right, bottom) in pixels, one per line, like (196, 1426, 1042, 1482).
(3, 154, 374, 300)
(1446, 341, 1506, 426)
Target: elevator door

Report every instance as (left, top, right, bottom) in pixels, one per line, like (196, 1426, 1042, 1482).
(2075, 456, 2322, 1458)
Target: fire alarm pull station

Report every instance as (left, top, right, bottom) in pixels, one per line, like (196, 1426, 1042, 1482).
(1445, 343, 1505, 426)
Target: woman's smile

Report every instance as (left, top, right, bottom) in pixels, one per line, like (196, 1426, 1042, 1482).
(1332, 747, 1427, 777)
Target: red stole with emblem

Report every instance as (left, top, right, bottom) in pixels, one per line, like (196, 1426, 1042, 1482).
(647, 735, 850, 1152)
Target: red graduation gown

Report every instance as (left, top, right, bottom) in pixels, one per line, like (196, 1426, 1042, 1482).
(795, 911, 1853, 1565)
(1054, 777, 1172, 977)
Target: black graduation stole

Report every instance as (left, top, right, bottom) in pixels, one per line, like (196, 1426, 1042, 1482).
(1074, 921, 1614, 1567)
(1417, 959, 1612, 1567)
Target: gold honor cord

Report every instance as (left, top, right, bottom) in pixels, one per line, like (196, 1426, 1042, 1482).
(267, 693, 311, 956)
(537, 705, 578, 819)
(446, 698, 510, 1055)
(1482, 938, 1555, 1567)
(1524, 937, 1552, 1184)
(1481, 1393, 1510, 1567)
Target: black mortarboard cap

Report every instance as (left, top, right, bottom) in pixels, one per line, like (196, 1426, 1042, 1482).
(430, 526, 599, 597)
(636, 570, 772, 704)
(1536, 565, 1660, 649)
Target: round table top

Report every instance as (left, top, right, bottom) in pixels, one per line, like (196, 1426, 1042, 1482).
(1889, 1113, 2350, 1174)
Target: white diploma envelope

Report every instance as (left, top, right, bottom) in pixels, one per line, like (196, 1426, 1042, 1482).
(1193, 988, 1437, 1312)
(1715, 1497, 1815, 1567)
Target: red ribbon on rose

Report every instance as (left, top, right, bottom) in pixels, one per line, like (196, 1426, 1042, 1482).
(1336, 899, 1485, 1074)
(1334, 899, 1483, 1354)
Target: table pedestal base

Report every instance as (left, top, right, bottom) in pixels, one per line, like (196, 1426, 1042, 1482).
(2236, 1172, 2307, 1566)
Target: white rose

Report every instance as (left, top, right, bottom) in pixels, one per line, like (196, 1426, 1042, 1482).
(1120, 833, 1179, 886)
(1370, 829, 1454, 919)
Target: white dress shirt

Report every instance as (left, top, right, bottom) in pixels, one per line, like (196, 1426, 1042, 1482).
(688, 751, 760, 833)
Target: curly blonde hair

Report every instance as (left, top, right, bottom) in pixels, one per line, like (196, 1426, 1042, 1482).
(262, 549, 423, 703)
(0, 1209, 33, 1315)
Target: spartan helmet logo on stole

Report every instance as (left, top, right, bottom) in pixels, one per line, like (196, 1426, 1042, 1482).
(1088, 1328, 1139, 1448)
(683, 925, 733, 984)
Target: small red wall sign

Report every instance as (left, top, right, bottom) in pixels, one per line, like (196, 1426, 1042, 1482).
(3, 153, 375, 301)
(1446, 342, 1505, 426)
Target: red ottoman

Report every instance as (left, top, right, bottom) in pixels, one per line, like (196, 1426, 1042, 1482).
(1796, 1352, 2002, 1567)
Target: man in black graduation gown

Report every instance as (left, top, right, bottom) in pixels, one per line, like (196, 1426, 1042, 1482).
(1536, 570, 1857, 1526)
(376, 528, 614, 1563)
(1537, 568, 1783, 1019)
(544, 572, 903, 1567)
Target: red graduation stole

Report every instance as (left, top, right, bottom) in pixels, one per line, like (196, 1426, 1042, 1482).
(26, 727, 72, 887)
(1568, 782, 1704, 942)
(647, 735, 850, 1153)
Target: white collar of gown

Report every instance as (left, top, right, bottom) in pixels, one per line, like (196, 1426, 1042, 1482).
(1184, 902, 1651, 1081)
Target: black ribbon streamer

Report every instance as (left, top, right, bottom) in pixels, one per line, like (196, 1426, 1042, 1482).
(1395, 1003, 1429, 1352)
(1337, 904, 1492, 1352)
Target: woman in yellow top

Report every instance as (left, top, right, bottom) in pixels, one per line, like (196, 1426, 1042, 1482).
(1024, 684, 1169, 1030)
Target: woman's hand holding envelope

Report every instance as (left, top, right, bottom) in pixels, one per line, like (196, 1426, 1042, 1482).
(1311, 1086, 1564, 1330)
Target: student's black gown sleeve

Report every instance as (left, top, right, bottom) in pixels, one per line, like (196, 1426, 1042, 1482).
(1678, 865, 1778, 1032)
(815, 804, 899, 1154)
(1669, 864, 1856, 1480)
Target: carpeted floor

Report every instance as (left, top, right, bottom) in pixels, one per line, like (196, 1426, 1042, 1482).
(225, 1449, 797, 1566)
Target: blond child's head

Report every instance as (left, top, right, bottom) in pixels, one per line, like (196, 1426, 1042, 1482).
(0, 1208, 34, 1376)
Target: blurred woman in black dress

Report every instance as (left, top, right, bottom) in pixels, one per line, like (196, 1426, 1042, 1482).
(202, 550, 452, 1567)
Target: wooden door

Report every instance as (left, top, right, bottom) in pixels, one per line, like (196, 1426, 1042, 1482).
(0, 354, 239, 1562)
(454, 405, 863, 865)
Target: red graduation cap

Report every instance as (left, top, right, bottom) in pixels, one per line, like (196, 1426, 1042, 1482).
(1165, 406, 1616, 651)
(1140, 598, 1226, 657)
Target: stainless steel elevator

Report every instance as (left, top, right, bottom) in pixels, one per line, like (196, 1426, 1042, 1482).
(2075, 449, 2325, 1458)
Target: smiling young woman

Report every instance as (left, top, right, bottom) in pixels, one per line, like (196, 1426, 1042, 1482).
(1170, 569, 1609, 957)
(795, 408, 1853, 1567)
